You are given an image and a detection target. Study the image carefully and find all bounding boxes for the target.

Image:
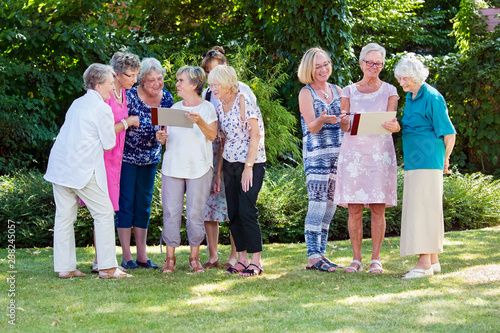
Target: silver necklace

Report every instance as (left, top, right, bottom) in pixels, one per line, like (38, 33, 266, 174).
(113, 89, 122, 100)
(314, 84, 330, 99)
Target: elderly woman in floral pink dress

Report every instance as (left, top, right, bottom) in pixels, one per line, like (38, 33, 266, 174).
(334, 43, 400, 274)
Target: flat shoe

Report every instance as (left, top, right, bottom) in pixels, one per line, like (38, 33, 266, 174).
(406, 263, 441, 274)
(189, 257, 205, 273)
(401, 267, 433, 280)
(161, 256, 176, 273)
(239, 263, 263, 277)
(225, 261, 247, 274)
(136, 259, 159, 269)
(222, 262, 234, 270)
(306, 259, 336, 272)
(59, 270, 86, 278)
(121, 260, 139, 269)
(344, 260, 363, 273)
(99, 267, 133, 279)
(369, 259, 383, 274)
(91, 260, 99, 274)
(322, 257, 343, 268)
(202, 259, 220, 269)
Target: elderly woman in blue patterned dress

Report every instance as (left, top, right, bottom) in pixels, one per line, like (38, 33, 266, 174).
(115, 58, 174, 270)
(298, 47, 344, 272)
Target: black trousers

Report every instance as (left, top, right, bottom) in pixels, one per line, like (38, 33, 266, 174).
(223, 160, 265, 253)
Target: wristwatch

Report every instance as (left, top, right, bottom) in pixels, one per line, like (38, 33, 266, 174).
(246, 162, 253, 168)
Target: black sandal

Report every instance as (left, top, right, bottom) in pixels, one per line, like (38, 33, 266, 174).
(239, 263, 263, 277)
(225, 261, 247, 274)
(306, 259, 336, 272)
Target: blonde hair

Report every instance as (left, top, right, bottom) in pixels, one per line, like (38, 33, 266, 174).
(297, 47, 332, 85)
(207, 65, 239, 94)
(394, 54, 429, 84)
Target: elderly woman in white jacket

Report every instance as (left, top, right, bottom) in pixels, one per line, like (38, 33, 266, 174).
(44, 63, 132, 279)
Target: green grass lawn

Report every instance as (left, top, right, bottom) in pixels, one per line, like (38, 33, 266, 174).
(1, 226, 499, 332)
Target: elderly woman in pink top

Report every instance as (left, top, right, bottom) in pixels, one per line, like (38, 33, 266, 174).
(88, 52, 141, 273)
(334, 43, 400, 274)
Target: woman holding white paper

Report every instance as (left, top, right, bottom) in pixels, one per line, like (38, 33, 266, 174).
(334, 43, 400, 274)
(159, 66, 217, 274)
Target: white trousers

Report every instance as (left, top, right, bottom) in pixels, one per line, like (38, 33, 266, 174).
(53, 175, 118, 271)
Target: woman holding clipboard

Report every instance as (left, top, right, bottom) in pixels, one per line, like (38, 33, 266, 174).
(334, 43, 400, 274)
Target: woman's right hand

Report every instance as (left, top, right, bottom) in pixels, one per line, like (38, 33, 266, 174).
(155, 129, 168, 144)
(339, 110, 350, 131)
(127, 115, 140, 128)
(213, 175, 222, 194)
(318, 110, 338, 124)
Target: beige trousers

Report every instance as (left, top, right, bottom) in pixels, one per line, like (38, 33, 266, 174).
(53, 174, 118, 271)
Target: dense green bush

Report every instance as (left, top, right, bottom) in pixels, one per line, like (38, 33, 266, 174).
(2, 166, 499, 248)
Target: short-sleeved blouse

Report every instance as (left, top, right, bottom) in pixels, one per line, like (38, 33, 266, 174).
(161, 100, 217, 179)
(402, 83, 456, 171)
(122, 86, 173, 166)
(300, 84, 343, 160)
(334, 82, 399, 207)
(216, 93, 266, 163)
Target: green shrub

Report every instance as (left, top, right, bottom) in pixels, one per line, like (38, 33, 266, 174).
(1, 167, 499, 248)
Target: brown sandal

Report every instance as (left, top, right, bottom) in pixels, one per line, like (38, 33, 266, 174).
(202, 259, 220, 269)
(59, 270, 86, 278)
(162, 256, 176, 273)
(99, 267, 133, 279)
(189, 257, 205, 273)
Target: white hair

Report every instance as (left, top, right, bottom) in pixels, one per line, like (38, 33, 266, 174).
(360, 43, 386, 61)
(394, 54, 429, 84)
(138, 58, 166, 84)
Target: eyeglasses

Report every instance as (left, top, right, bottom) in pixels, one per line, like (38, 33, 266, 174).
(201, 50, 222, 59)
(363, 60, 384, 68)
(122, 72, 138, 79)
(315, 62, 331, 70)
(209, 83, 221, 90)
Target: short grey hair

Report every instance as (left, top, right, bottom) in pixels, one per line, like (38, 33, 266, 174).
(138, 58, 166, 84)
(109, 52, 141, 74)
(177, 66, 206, 96)
(394, 54, 429, 84)
(360, 43, 386, 62)
(83, 63, 114, 90)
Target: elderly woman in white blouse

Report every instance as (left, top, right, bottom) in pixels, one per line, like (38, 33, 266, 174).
(160, 66, 217, 274)
(44, 63, 132, 279)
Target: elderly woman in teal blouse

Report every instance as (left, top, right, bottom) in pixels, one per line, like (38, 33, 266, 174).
(394, 54, 456, 280)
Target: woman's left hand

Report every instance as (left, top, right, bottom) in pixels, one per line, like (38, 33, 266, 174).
(382, 118, 400, 133)
(241, 167, 253, 192)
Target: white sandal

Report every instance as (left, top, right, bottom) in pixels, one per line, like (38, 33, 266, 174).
(401, 267, 433, 280)
(405, 263, 441, 274)
(344, 260, 363, 273)
(369, 259, 383, 274)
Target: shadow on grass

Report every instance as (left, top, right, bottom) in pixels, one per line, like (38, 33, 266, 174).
(1, 227, 499, 332)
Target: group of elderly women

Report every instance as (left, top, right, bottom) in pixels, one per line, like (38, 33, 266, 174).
(298, 43, 456, 279)
(45, 42, 455, 280)
(45, 46, 266, 278)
